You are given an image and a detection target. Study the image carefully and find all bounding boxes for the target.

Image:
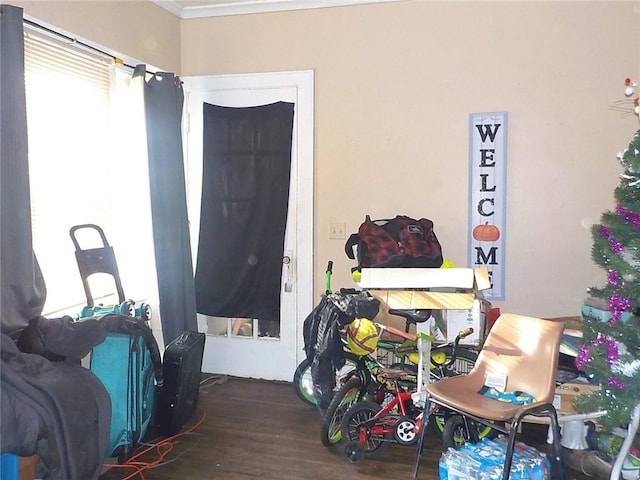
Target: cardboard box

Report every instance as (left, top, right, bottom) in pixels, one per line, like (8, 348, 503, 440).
(523, 382, 601, 425)
(443, 299, 490, 346)
(553, 382, 601, 415)
(357, 267, 491, 310)
(358, 267, 491, 346)
(413, 300, 489, 346)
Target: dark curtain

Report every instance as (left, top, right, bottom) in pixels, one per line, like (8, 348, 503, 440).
(1, 9, 110, 477)
(133, 65, 197, 345)
(0, 4, 46, 338)
(194, 102, 294, 336)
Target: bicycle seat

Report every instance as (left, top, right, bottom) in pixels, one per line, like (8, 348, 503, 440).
(388, 309, 432, 325)
(377, 366, 416, 379)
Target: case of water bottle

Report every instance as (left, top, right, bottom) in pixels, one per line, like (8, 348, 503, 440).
(439, 436, 551, 480)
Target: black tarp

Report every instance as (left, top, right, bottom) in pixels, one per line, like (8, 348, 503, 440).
(1, 333, 111, 479)
(302, 292, 380, 410)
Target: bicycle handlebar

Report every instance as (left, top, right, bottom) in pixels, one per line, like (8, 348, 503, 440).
(456, 327, 474, 341)
(325, 260, 333, 294)
(434, 327, 475, 370)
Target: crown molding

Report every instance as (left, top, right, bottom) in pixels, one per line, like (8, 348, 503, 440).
(151, 0, 400, 19)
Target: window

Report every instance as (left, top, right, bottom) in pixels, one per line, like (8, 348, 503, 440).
(24, 28, 156, 318)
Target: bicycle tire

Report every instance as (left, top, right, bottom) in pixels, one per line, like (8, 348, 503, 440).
(442, 414, 497, 450)
(434, 408, 499, 444)
(293, 357, 358, 408)
(293, 358, 316, 406)
(320, 376, 365, 447)
(341, 400, 391, 459)
(443, 414, 468, 449)
(430, 345, 478, 378)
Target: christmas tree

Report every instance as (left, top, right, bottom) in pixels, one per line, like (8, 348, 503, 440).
(575, 78, 640, 431)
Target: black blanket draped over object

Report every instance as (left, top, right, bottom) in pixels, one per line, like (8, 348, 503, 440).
(1, 313, 161, 479)
(1, 323, 111, 480)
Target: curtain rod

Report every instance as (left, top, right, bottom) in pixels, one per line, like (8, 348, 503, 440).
(22, 17, 158, 75)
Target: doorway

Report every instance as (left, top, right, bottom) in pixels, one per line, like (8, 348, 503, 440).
(182, 70, 314, 381)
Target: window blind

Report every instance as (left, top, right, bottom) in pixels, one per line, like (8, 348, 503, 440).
(24, 29, 118, 316)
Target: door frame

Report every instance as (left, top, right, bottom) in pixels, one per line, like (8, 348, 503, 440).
(182, 70, 314, 380)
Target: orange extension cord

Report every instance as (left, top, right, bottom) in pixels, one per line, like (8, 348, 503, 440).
(103, 406, 206, 480)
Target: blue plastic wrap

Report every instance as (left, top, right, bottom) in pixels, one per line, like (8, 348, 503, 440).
(439, 436, 550, 480)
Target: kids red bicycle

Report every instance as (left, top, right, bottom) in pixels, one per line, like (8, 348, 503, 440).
(337, 327, 476, 463)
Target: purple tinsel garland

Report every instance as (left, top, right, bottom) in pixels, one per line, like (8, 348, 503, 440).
(607, 377, 626, 389)
(599, 222, 633, 321)
(609, 294, 632, 322)
(576, 335, 620, 371)
(599, 225, 623, 254)
(616, 204, 640, 232)
(585, 203, 637, 390)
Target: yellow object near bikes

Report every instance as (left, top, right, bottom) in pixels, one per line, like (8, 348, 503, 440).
(346, 318, 379, 356)
(430, 350, 448, 366)
(404, 348, 445, 367)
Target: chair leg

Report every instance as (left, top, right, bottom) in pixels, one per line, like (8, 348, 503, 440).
(502, 406, 565, 480)
(548, 409, 565, 480)
(502, 420, 519, 480)
(412, 401, 431, 480)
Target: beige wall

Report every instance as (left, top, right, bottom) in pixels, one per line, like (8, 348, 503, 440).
(12, 1, 181, 72)
(10, 0, 640, 318)
(181, 1, 640, 318)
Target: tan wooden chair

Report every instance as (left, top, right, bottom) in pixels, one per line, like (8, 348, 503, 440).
(413, 313, 565, 480)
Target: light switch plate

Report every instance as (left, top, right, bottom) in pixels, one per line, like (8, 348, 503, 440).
(329, 222, 346, 239)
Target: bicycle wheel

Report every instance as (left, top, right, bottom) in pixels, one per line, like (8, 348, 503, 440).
(320, 376, 364, 447)
(341, 400, 391, 459)
(393, 416, 419, 446)
(430, 345, 478, 377)
(434, 408, 498, 443)
(293, 357, 358, 408)
(293, 358, 316, 407)
(443, 414, 468, 449)
(443, 414, 494, 450)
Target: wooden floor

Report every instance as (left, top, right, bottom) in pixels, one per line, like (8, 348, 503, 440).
(98, 376, 601, 480)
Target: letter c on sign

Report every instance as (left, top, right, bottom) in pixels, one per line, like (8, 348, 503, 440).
(477, 198, 495, 216)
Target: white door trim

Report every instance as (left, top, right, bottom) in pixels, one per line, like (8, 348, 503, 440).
(182, 70, 314, 380)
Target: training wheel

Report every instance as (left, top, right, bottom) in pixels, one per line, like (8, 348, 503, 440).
(344, 441, 365, 464)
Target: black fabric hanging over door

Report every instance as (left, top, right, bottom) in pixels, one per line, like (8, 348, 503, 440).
(195, 101, 295, 332)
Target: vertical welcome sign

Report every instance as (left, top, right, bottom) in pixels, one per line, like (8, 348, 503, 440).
(468, 112, 507, 300)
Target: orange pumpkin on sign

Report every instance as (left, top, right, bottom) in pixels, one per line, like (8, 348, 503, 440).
(473, 222, 500, 242)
